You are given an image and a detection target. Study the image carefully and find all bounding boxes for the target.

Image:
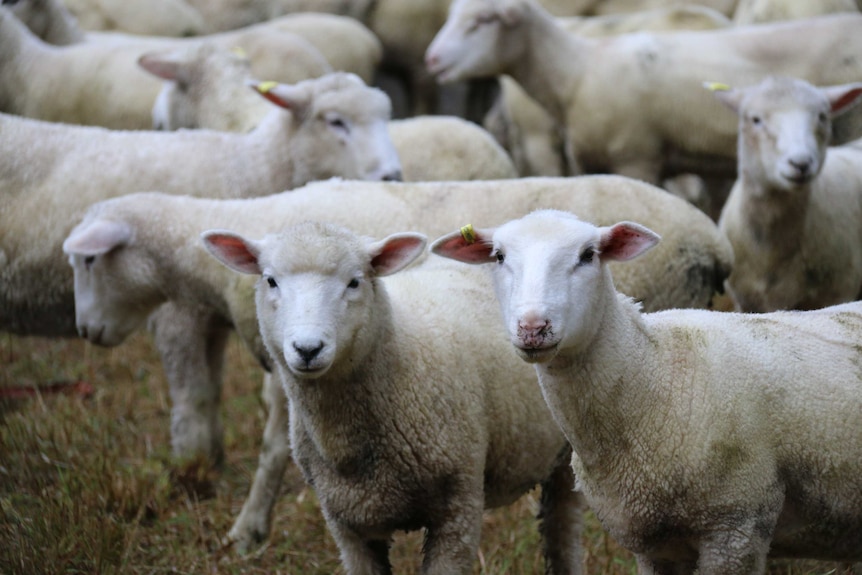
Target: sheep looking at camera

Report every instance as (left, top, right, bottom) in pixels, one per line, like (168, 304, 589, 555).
(713, 76, 862, 312)
(202, 221, 585, 573)
(432, 208, 862, 573)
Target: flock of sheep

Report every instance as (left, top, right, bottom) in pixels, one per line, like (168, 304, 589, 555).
(3, 0, 862, 572)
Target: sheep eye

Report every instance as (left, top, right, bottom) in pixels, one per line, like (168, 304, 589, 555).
(818, 112, 828, 123)
(578, 246, 595, 266)
(83, 255, 96, 269)
(266, 276, 278, 289)
(347, 278, 360, 289)
(326, 115, 349, 133)
(494, 251, 505, 264)
(750, 115, 762, 125)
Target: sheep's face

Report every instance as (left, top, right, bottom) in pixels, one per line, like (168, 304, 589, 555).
(431, 210, 659, 363)
(203, 222, 426, 382)
(63, 219, 163, 347)
(425, 0, 525, 84)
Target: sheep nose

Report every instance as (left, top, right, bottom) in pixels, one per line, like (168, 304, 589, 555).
(518, 319, 552, 348)
(293, 341, 324, 364)
(382, 169, 403, 182)
(788, 156, 813, 176)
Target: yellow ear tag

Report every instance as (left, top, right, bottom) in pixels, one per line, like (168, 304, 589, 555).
(705, 82, 731, 92)
(460, 224, 476, 244)
(230, 46, 247, 58)
(257, 80, 279, 94)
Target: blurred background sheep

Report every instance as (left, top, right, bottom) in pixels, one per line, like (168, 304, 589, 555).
(4, 0, 862, 572)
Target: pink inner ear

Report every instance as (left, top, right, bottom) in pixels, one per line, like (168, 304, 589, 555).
(600, 224, 658, 262)
(206, 234, 260, 273)
(138, 55, 179, 81)
(432, 235, 495, 264)
(831, 87, 862, 115)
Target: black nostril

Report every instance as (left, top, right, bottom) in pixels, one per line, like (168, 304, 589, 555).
(382, 170, 403, 182)
(293, 342, 324, 364)
(789, 157, 812, 174)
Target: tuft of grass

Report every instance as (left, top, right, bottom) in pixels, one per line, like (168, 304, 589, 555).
(0, 331, 856, 574)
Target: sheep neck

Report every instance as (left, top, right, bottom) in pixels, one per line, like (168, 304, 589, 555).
(734, 176, 809, 260)
(537, 284, 663, 486)
(504, 4, 587, 122)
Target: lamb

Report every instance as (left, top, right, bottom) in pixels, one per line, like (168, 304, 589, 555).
(711, 76, 862, 312)
(143, 43, 517, 180)
(11, 0, 383, 86)
(0, 6, 339, 129)
(426, 0, 862, 186)
(431, 208, 862, 573)
(733, 0, 859, 25)
(1, 71, 400, 337)
(201, 220, 585, 573)
(61, 175, 733, 549)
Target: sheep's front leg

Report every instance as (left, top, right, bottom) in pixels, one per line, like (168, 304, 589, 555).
(539, 459, 585, 575)
(149, 302, 229, 465)
(421, 488, 484, 575)
(696, 525, 771, 575)
(227, 372, 292, 552)
(635, 556, 695, 575)
(326, 518, 393, 575)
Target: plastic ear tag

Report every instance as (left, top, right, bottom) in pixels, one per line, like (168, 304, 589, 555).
(705, 82, 731, 92)
(231, 46, 248, 58)
(460, 224, 476, 244)
(256, 81, 278, 94)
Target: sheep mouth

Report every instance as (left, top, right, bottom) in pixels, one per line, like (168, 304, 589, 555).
(780, 170, 815, 186)
(514, 343, 559, 364)
(288, 363, 331, 379)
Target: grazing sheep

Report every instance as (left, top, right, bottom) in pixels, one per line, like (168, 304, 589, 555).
(0, 6, 340, 129)
(431, 208, 862, 573)
(143, 43, 516, 180)
(1, 71, 400, 337)
(61, 175, 732, 548)
(733, 0, 859, 25)
(426, 0, 862, 185)
(712, 76, 862, 312)
(202, 221, 585, 573)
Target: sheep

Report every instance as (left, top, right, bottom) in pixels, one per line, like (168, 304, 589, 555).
(61, 174, 733, 549)
(0, 6, 341, 129)
(0, 71, 400, 338)
(142, 43, 517, 181)
(200, 220, 585, 573)
(5, 0, 85, 44)
(61, 0, 206, 36)
(425, 0, 862, 187)
(431, 208, 862, 573)
(710, 76, 862, 312)
(733, 0, 859, 25)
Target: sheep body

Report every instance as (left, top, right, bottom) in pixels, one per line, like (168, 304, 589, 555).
(431, 209, 862, 572)
(146, 44, 517, 180)
(202, 221, 584, 573)
(61, 175, 733, 547)
(715, 76, 862, 312)
(62, 0, 206, 36)
(733, 0, 859, 25)
(427, 0, 862, 184)
(0, 72, 399, 336)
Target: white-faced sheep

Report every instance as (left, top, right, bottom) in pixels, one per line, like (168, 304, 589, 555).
(432, 208, 862, 573)
(711, 76, 862, 312)
(426, 0, 862, 185)
(141, 43, 517, 181)
(61, 175, 733, 549)
(201, 220, 585, 573)
(1, 71, 399, 338)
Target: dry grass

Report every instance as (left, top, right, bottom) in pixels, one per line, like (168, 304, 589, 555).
(0, 331, 855, 574)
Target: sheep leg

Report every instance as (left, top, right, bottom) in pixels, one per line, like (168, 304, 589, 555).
(696, 526, 770, 575)
(149, 302, 228, 465)
(635, 556, 695, 575)
(538, 458, 585, 575)
(326, 519, 393, 575)
(227, 372, 291, 553)
(421, 490, 484, 575)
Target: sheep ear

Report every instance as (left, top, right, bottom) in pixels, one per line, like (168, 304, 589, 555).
(63, 220, 132, 256)
(248, 80, 311, 118)
(598, 222, 661, 262)
(138, 50, 186, 82)
(821, 82, 862, 116)
(499, 2, 526, 26)
(430, 225, 497, 264)
(704, 81, 742, 114)
(368, 233, 427, 277)
(201, 230, 263, 275)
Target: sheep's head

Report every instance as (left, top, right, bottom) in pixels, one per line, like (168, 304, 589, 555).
(62, 212, 161, 347)
(202, 222, 425, 380)
(709, 76, 862, 192)
(431, 210, 659, 363)
(425, 0, 529, 84)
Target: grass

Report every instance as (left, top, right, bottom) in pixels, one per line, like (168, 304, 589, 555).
(0, 331, 856, 574)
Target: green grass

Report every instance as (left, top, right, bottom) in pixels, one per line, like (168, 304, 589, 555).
(0, 331, 855, 574)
